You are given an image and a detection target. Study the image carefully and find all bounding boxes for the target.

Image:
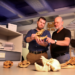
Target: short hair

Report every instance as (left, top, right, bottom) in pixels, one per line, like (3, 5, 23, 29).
(38, 17, 46, 21)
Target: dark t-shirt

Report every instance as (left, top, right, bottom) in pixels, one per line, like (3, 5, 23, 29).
(51, 28, 71, 57)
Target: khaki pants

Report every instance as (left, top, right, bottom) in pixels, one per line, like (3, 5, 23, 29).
(26, 52, 48, 65)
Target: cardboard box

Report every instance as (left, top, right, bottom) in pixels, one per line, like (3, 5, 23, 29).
(7, 23, 17, 32)
(0, 25, 6, 28)
(4, 42, 14, 50)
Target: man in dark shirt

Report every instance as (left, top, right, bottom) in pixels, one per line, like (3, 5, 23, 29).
(24, 17, 51, 65)
(46, 17, 71, 63)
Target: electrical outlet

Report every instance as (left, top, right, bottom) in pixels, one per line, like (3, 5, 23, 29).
(0, 53, 5, 58)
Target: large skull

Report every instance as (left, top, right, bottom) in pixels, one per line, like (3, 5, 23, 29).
(35, 56, 61, 72)
(35, 62, 50, 72)
(47, 58, 61, 71)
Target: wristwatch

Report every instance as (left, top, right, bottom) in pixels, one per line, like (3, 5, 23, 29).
(55, 40, 57, 44)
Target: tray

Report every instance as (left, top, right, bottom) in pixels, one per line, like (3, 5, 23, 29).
(61, 65, 75, 69)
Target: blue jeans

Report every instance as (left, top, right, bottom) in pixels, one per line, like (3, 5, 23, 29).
(55, 53, 70, 64)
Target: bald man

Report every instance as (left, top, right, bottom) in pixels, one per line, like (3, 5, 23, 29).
(46, 17, 71, 63)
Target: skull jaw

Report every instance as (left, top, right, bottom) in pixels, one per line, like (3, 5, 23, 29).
(35, 62, 50, 72)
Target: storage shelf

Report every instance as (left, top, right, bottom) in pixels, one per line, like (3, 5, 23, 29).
(0, 49, 21, 52)
(0, 26, 21, 36)
(0, 26, 23, 61)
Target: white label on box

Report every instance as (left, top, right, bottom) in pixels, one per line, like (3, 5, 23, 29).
(0, 52, 5, 58)
(8, 23, 17, 32)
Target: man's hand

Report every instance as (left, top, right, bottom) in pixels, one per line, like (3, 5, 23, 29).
(46, 37, 70, 46)
(36, 37, 44, 44)
(30, 34, 36, 40)
(46, 37, 55, 44)
(35, 36, 48, 47)
(26, 34, 36, 43)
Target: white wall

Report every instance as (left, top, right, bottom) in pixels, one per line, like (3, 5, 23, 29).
(17, 24, 36, 31)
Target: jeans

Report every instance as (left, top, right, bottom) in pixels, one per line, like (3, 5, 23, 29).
(55, 53, 70, 64)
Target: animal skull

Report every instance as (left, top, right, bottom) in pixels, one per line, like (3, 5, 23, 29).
(36, 29, 45, 35)
(35, 56, 61, 72)
(47, 58, 61, 71)
(35, 62, 50, 72)
(35, 29, 47, 40)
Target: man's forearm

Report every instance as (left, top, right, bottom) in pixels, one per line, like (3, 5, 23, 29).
(49, 37, 70, 46)
(55, 40, 70, 46)
(26, 37, 33, 43)
(40, 42, 48, 47)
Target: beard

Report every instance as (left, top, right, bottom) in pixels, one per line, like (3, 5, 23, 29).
(37, 26, 43, 30)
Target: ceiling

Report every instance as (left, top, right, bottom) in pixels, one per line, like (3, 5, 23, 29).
(0, 0, 75, 26)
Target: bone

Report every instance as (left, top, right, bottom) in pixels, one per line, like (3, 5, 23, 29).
(40, 56, 49, 65)
(36, 29, 45, 36)
(35, 56, 61, 72)
(35, 62, 50, 72)
(36, 35, 47, 40)
(18, 60, 30, 68)
(60, 57, 75, 68)
(47, 58, 61, 71)
(3, 60, 13, 68)
(35, 29, 47, 40)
